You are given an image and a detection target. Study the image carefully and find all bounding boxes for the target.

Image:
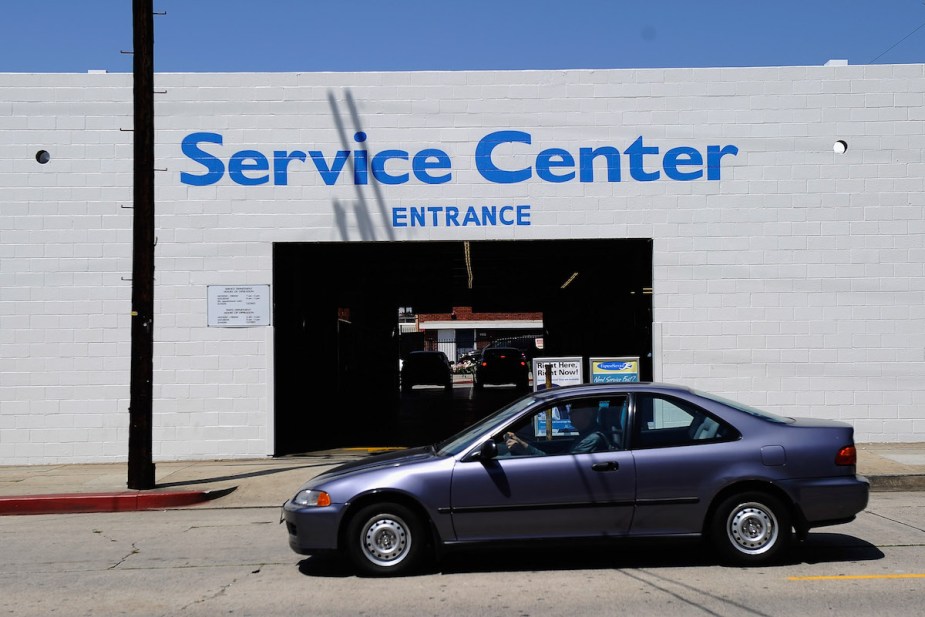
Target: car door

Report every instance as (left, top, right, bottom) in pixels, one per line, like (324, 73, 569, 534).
(449, 395, 636, 542)
(628, 392, 741, 536)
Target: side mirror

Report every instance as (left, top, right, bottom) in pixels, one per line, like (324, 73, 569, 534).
(479, 440, 498, 461)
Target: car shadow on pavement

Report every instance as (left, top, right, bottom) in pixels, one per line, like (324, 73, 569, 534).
(298, 555, 354, 578)
(786, 532, 885, 565)
(296, 533, 883, 578)
(436, 534, 884, 575)
(439, 539, 716, 574)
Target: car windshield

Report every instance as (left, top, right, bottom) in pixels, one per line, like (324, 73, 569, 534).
(435, 394, 538, 456)
(693, 389, 794, 424)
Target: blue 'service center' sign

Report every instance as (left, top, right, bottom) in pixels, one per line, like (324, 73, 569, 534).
(179, 130, 738, 228)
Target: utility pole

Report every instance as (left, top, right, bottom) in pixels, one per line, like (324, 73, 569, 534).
(128, 0, 156, 489)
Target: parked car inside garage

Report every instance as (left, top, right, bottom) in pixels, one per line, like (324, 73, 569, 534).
(473, 347, 529, 390)
(400, 351, 453, 392)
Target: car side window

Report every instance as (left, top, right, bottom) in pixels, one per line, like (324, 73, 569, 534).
(497, 395, 628, 456)
(500, 409, 575, 456)
(633, 394, 734, 449)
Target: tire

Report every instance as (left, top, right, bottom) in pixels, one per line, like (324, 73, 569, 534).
(710, 491, 791, 566)
(346, 502, 427, 576)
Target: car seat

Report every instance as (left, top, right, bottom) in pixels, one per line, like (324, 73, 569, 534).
(690, 416, 720, 441)
(600, 399, 628, 451)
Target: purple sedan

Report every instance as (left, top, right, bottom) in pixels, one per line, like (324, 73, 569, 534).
(282, 383, 869, 576)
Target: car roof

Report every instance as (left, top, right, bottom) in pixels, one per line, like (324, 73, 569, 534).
(406, 351, 447, 361)
(531, 382, 696, 401)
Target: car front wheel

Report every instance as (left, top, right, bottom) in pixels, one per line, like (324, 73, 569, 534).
(346, 502, 427, 576)
(711, 491, 791, 565)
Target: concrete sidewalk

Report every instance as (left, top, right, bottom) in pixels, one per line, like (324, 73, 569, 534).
(1, 444, 924, 515)
(0, 449, 372, 515)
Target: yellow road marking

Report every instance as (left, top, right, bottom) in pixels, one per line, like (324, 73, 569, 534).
(789, 574, 925, 581)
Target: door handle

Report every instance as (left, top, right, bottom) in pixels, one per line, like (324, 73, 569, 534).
(591, 461, 619, 472)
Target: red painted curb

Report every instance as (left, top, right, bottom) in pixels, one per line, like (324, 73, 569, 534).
(0, 487, 236, 516)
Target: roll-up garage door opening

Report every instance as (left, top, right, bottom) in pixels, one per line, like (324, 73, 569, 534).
(272, 239, 653, 455)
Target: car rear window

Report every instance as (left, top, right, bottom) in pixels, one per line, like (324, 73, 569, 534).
(483, 348, 520, 359)
(410, 352, 444, 363)
(693, 390, 794, 424)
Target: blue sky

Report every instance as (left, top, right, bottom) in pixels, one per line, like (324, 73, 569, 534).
(2, 1, 925, 72)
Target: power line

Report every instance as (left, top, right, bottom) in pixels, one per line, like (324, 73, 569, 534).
(869, 19, 925, 63)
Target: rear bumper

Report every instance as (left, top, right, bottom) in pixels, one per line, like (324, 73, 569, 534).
(477, 369, 528, 385)
(782, 474, 870, 528)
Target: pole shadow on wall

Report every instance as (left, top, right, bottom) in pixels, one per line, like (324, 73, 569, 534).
(328, 89, 395, 242)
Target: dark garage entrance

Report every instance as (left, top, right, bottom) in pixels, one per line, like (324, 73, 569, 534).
(272, 239, 653, 455)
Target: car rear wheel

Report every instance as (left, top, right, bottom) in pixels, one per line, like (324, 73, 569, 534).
(346, 502, 426, 576)
(711, 491, 791, 565)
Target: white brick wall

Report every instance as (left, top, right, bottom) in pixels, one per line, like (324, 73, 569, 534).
(2, 64, 924, 464)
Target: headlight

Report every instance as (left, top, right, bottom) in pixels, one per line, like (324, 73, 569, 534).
(291, 489, 332, 507)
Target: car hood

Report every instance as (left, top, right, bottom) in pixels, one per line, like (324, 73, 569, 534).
(312, 446, 437, 483)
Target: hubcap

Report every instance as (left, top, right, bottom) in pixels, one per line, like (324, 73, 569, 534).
(362, 515, 410, 566)
(727, 502, 778, 555)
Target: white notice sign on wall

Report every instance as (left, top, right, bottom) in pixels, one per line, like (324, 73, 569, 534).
(207, 285, 271, 327)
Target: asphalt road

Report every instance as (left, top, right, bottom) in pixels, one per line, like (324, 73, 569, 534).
(1, 492, 923, 617)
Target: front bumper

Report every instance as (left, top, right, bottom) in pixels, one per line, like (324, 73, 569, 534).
(281, 500, 348, 555)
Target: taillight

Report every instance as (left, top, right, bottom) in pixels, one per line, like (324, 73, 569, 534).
(480, 361, 488, 367)
(835, 445, 857, 466)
